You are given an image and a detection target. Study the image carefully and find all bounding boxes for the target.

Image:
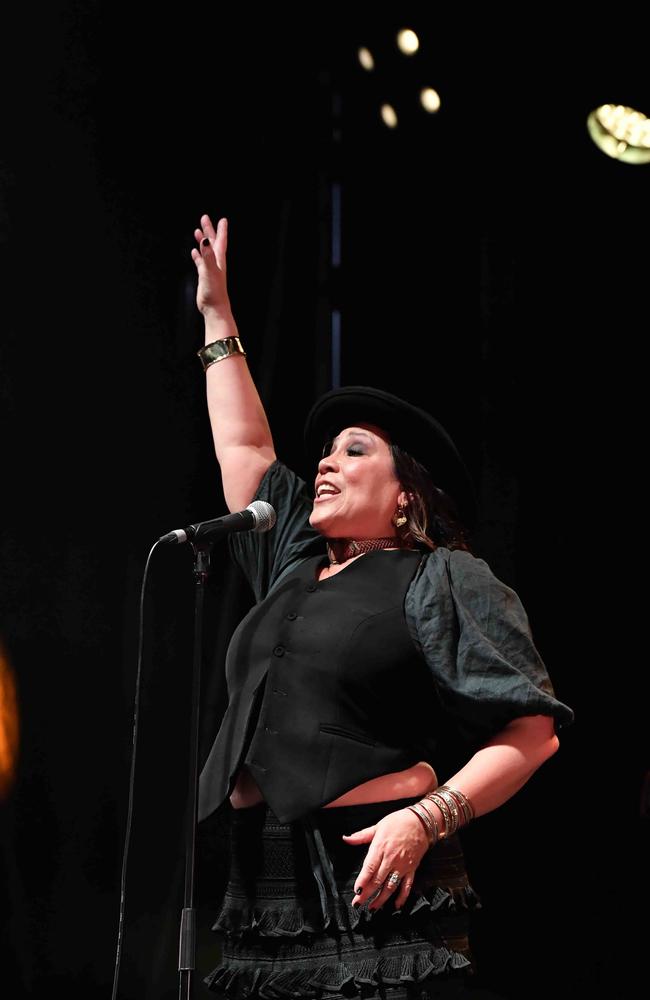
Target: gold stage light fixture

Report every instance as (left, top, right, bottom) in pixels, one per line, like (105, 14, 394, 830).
(587, 104, 650, 164)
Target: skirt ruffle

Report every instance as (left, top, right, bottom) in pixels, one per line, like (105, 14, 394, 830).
(205, 943, 472, 999)
(212, 882, 481, 939)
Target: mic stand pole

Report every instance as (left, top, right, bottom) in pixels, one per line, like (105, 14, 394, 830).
(178, 541, 211, 1000)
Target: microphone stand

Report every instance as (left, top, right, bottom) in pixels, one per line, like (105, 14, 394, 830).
(178, 540, 211, 1000)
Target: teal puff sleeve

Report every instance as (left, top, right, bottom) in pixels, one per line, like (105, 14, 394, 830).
(404, 547, 574, 746)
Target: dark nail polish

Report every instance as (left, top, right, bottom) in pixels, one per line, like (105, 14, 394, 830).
(355, 887, 363, 895)
(202, 237, 210, 246)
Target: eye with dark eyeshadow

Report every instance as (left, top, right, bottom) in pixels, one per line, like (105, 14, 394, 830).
(321, 439, 366, 458)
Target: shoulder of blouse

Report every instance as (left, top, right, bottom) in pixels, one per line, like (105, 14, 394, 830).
(409, 546, 514, 593)
(404, 545, 517, 644)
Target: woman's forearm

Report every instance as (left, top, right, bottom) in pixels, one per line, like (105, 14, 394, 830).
(434, 714, 559, 821)
(203, 312, 276, 511)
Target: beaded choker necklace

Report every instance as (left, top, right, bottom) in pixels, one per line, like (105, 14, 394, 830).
(326, 537, 401, 565)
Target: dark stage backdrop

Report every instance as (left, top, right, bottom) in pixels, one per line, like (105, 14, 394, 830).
(1, 5, 648, 999)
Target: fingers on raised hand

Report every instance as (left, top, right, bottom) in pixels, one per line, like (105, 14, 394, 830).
(191, 225, 209, 267)
(192, 217, 227, 271)
(200, 214, 217, 240)
(213, 217, 227, 271)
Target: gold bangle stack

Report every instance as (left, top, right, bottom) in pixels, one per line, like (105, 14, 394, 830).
(409, 784, 475, 848)
(197, 336, 246, 371)
(406, 801, 439, 845)
(427, 790, 454, 836)
(445, 785, 475, 823)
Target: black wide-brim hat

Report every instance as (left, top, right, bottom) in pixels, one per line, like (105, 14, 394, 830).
(303, 385, 478, 528)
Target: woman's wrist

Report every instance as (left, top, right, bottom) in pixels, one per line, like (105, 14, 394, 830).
(404, 804, 437, 847)
(418, 785, 475, 841)
(203, 308, 237, 344)
(198, 336, 247, 371)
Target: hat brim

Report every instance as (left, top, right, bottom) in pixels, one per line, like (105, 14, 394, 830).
(303, 386, 477, 528)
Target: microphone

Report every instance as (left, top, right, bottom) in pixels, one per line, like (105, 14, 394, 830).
(158, 500, 276, 546)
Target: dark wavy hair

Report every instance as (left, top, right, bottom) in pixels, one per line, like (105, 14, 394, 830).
(390, 444, 472, 553)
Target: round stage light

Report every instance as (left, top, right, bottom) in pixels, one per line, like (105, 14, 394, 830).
(587, 104, 650, 164)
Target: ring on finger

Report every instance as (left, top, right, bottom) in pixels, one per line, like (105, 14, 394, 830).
(386, 871, 402, 887)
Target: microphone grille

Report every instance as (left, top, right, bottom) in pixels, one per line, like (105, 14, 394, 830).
(247, 500, 277, 533)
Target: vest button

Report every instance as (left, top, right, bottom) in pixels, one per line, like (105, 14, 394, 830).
(306, 583, 317, 592)
(286, 612, 297, 621)
(273, 645, 285, 657)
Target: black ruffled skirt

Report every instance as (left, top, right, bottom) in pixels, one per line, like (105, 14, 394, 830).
(204, 795, 480, 1000)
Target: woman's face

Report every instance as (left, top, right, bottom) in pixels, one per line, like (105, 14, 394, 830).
(309, 423, 407, 538)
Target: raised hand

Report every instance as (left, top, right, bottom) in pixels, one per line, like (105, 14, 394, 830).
(191, 214, 231, 320)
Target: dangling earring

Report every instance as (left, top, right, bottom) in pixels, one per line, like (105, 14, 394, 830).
(392, 505, 407, 528)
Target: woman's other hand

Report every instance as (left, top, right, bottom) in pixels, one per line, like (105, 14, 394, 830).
(342, 807, 430, 911)
(191, 214, 231, 320)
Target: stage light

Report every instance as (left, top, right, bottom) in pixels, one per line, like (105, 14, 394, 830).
(357, 47, 374, 71)
(354, 24, 443, 130)
(587, 104, 650, 164)
(380, 103, 398, 128)
(0, 643, 19, 801)
(396, 28, 419, 55)
(420, 87, 441, 113)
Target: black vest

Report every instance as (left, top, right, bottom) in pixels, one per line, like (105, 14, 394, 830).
(198, 549, 442, 824)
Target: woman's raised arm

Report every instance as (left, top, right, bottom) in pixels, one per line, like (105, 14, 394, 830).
(191, 214, 276, 511)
